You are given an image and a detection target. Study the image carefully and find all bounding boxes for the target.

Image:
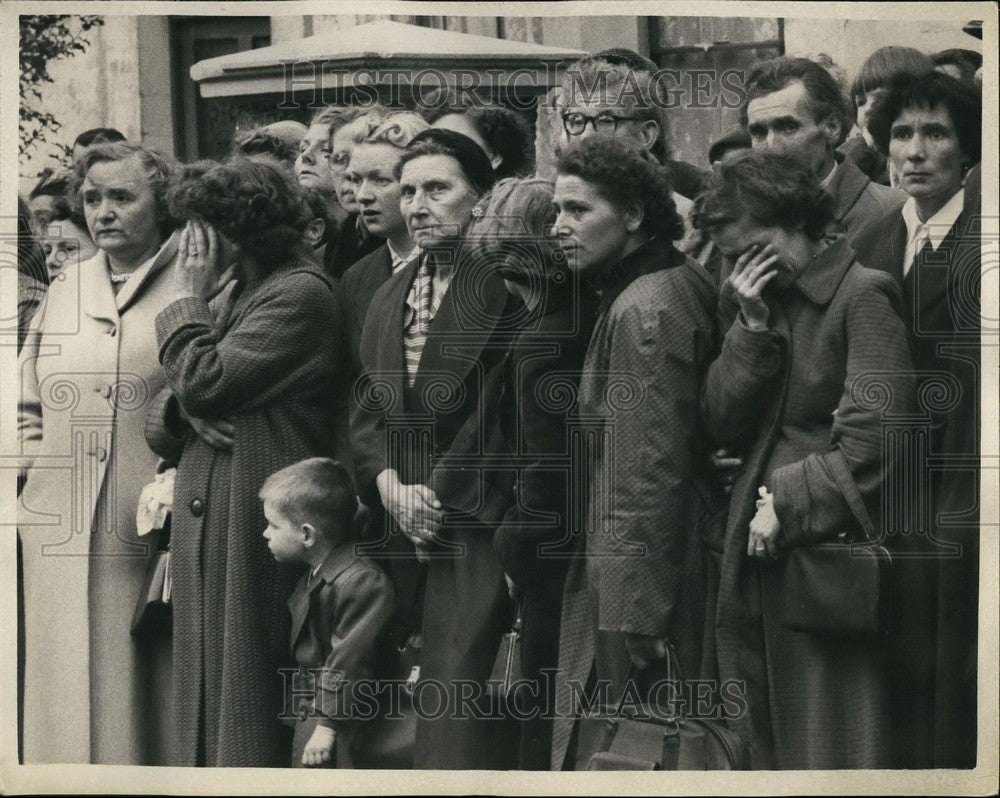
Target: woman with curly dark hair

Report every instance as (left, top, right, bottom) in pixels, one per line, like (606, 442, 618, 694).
(144, 158, 347, 766)
(550, 137, 722, 770)
(695, 149, 916, 768)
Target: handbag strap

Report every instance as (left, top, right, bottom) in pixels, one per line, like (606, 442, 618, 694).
(828, 456, 878, 543)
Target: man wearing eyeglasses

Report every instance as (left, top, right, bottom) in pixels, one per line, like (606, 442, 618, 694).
(553, 49, 710, 258)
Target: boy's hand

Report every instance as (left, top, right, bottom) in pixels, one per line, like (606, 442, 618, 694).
(302, 724, 336, 767)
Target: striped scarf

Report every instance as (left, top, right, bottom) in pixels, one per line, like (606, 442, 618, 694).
(403, 256, 441, 387)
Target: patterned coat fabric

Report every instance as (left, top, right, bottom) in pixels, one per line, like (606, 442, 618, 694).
(144, 255, 346, 767)
(704, 236, 917, 769)
(851, 176, 982, 768)
(551, 238, 720, 770)
(18, 237, 179, 764)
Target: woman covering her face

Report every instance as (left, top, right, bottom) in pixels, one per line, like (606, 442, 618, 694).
(696, 149, 917, 769)
(145, 158, 347, 766)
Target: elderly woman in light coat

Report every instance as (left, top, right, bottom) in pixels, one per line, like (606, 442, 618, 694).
(17, 142, 180, 764)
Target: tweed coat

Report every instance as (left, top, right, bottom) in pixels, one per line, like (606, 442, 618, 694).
(350, 251, 523, 769)
(18, 236, 179, 764)
(704, 235, 917, 769)
(826, 154, 906, 245)
(852, 178, 982, 768)
(144, 254, 346, 767)
(551, 238, 721, 770)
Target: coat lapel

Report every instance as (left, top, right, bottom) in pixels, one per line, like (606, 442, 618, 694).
(377, 259, 418, 418)
(115, 231, 180, 314)
(828, 156, 870, 226)
(413, 261, 509, 392)
(80, 251, 119, 326)
(286, 546, 357, 647)
(287, 578, 312, 649)
(792, 236, 857, 306)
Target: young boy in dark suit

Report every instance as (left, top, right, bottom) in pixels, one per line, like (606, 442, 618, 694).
(261, 457, 395, 768)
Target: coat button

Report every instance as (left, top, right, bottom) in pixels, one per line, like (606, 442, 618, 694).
(95, 447, 107, 462)
(190, 498, 204, 517)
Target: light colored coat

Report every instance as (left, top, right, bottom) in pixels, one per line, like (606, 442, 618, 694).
(17, 235, 179, 764)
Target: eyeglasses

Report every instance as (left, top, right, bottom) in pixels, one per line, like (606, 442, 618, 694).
(561, 111, 643, 137)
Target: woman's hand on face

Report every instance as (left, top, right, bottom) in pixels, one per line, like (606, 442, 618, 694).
(175, 220, 221, 300)
(747, 487, 781, 559)
(730, 243, 780, 330)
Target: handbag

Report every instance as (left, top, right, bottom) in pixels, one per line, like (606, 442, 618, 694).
(487, 599, 524, 700)
(351, 631, 422, 769)
(130, 515, 172, 637)
(575, 644, 749, 771)
(780, 462, 891, 637)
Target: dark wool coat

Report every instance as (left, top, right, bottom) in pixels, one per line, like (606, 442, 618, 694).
(493, 282, 597, 770)
(852, 177, 981, 768)
(324, 212, 383, 280)
(145, 255, 348, 767)
(337, 243, 393, 371)
(286, 546, 395, 768)
(551, 239, 721, 770)
(350, 252, 524, 769)
(704, 236, 917, 769)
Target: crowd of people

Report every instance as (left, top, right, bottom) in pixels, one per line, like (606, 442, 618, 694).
(15, 40, 983, 772)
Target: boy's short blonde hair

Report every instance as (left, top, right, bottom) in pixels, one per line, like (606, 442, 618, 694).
(259, 458, 357, 542)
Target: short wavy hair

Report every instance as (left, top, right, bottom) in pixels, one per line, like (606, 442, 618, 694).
(743, 56, 851, 147)
(556, 136, 684, 243)
(259, 457, 357, 543)
(693, 149, 833, 240)
(168, 158, 311, 268)
(76, 142, 179, 240)
(363, 111, 430, 150)
(867, 71, 981, 164)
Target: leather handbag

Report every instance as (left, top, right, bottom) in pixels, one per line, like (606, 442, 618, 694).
(780, 462, 891, 637)
(351, 631, 421, 769)
(487, 599, 524, 700)
(575, 645, 749, 771)
(130, 516, 172, 637)
(781, 535, 891, 636)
